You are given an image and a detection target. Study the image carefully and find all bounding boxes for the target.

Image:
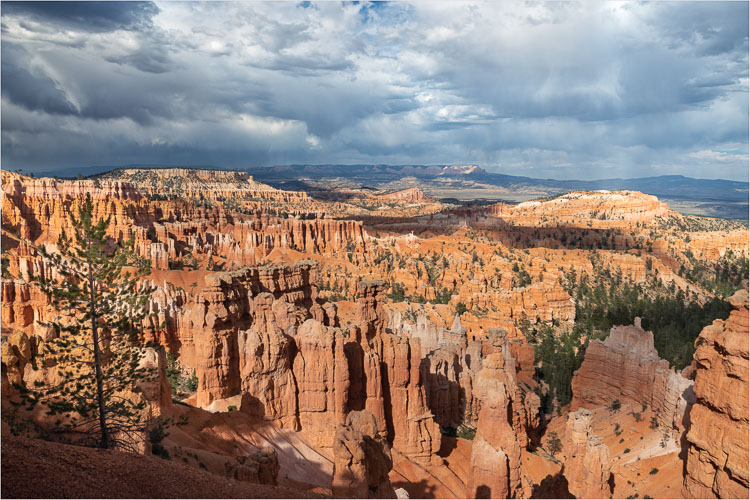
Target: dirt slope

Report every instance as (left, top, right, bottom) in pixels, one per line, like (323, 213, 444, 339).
(1, 434, 324, 499)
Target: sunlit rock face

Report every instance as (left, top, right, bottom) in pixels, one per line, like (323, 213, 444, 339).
(682, 290, 749, 499)
(563, 409, 612, 499)
(571, 320, 695, 435)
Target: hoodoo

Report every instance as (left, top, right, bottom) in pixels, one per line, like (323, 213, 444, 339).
(682, 290, 749, 499)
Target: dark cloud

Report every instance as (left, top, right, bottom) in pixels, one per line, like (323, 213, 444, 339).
(0, 2, 747, 181)
(103, 50, 173, 74)
(1, 43, 78, 115)
(2, 2, 158, 33)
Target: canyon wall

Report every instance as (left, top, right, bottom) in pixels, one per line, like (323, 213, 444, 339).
(570, 319, 694, 434)
(682, 290, 749, 499)
(146, 271, 442, 468)
(1, 170, 367, 274)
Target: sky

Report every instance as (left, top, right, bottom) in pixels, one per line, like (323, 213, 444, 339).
(1, 1, 748, 181)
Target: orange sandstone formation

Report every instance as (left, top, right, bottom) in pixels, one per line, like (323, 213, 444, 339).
(570, 319, 694, 434)
(682, 290, 749, 499)
(563, 409, 612, 499)
(4, 169, 749, 498)
(225, 447, 281, 486)
(488, 190, 671, 224)
(332, 410, 396, 499)
(466, 351, 531, 499)
(375, 187, 428, 203)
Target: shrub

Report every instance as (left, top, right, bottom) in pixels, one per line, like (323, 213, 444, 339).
(649, 468, 659, 475)
(149, 420, 170, 460)
(609, 399, 621, 412)
(455, 302, 468, 316)
(457, 425, 476, 440)
(166, 352, 198, 399)
(387, 282, 406, 302)
(546, 431, 563, 457)
(186, 371, 198, 392)
(650, 416, 659, 430)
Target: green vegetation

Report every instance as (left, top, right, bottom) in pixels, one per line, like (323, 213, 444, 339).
(529, 324, 584, 411)
(513, 263, 533, 287)
(1, 251, 12, 279)
(546, 431, 562, 457)
(563, 262, 732, 369)
(14, 194, 158, 450)
(148, 418, 171, 459)
(678, 249, 748, 298)
(527, 255, 733, 415)
(166, 351, 198, 400)
(456, 425, 476, 440)
(430, 287, 453, 305)
(387, 282, 406, 302)
(650, 416, 659, 430)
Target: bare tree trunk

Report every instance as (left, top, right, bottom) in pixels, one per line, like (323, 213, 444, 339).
(89, 260, 109, 449)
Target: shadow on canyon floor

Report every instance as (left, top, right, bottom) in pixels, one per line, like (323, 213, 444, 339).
(531, 471, 574, 499)
(391, 478, 438, 499)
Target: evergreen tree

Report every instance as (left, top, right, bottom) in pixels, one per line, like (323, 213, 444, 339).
(546, 431, 562, 457)
(16, 194, 158, 450)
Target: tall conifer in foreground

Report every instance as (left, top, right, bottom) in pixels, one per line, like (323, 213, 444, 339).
(16, 193, 157, 450)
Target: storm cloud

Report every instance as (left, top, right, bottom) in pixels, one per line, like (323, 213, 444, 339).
(1, 1, 747, 180)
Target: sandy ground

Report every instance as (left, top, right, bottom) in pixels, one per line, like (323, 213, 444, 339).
(540, 403, 686, 499)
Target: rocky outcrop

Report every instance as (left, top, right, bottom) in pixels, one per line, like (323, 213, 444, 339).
(293, 319, 350, 448)
(134, 347, 173, 414)
(224, 446, 280, 486)
(570, 319, 694, 434)
(178, 262, 316, 416)
(1, 330, 37, 391)
(682, 290, 749, 499)
(488, 190, 671, 223)
(687, 231, 749, 261)
(563, 409, 612, 499)
(95, 168, 312, 204)
(375, 188, 428, 203)
(237, 292, 299, 429)
(353, 281, 442, 466)
(415, 324, 538, 450)
(466, 352, 529, 499)
(1, 171, 366, 278)
(332, 410, 396, 499)
(149, 271, 442, 467)
(1, 280, 54, 338)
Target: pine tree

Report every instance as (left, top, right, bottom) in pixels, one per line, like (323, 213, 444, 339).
(15, 194, 158, 450)
(546, 431, 562, 457)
